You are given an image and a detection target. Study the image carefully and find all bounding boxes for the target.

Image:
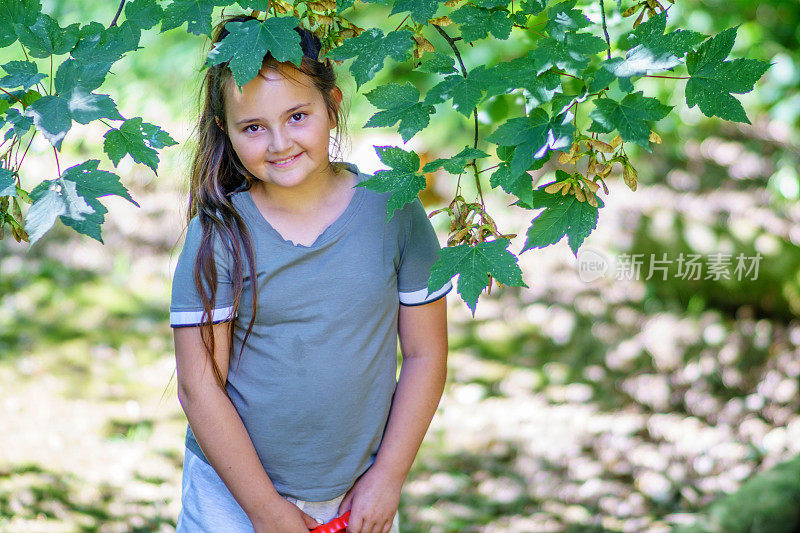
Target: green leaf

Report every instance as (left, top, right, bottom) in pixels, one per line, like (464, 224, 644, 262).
(26, 160, 139, 244)
(513, 168, 570, 209)
(521, 175, 603, 256)
(0, 61, 46, 91)
(25, 176, 95, 245)
(0, 166, 16, 197)
(236, 0, 271, 8)
(486, 108, 574, 176)
(417, 52, 456, 74)
(422, 146, 489, 174)
(105, 20, 143, 56)
(364, 82, 434, 143)
(587, 90, 672, 150)
(336, 0, 355, 13)
(428, 239, 527, 316)
(103, 117, 178, 174)
(55, 58, 112, 94)
(624, 9, 706, 70)
(14, 13, 81, 58)
(519, 0, 547, 16)
(389, 0, 440, 24)
(490, 161, 532, 201)
(2, 108, 34, 141)
(125, 0, 165, 31)
(324, 28, 414, 90)
(449, 5, 513, 43)
(474, 59, 561, 106)
(205, 17, 303, 88)
(161, 0, 236, 37)
(685, 25, 771, 124)
(355, 145, 426, 221)
(422, 68, 484, 117)
(71, 21, 133, 66)
(530, 32, 608, 75)
(0, 0, 41, 48)
(545, 0, 590, 41)
(24, 86, 124, 150)
(551, 86, 588, 117)
(585, 10, 706, 93)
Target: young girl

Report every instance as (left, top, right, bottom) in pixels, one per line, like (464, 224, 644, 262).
(169, 13, 452, 533)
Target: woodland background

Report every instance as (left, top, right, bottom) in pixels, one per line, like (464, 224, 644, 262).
(1, 0, 799, 531)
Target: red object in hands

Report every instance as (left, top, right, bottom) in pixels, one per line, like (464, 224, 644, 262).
(310, 510, 350, 533)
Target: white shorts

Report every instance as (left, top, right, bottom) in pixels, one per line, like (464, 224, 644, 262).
(176, 448, 401, 532)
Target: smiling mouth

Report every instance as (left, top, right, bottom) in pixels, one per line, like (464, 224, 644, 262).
(270, 153, 302, 166)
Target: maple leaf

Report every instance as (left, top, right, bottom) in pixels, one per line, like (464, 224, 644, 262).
(428, 238, 527, 316)
(685, 25, 771, 124)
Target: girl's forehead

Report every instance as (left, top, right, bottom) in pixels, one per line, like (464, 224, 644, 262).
(225, 68, 316, 103)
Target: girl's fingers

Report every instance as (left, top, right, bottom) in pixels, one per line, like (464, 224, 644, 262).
(337, 489, 354, 515)
(300, 510, 323, 529)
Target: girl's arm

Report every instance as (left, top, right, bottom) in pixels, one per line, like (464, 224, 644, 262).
(337, 296, 449, 532)
(373, 296, 449, 481)
(174, 321, 317, 531)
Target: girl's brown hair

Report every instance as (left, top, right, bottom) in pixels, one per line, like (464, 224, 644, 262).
(181, 13, 349, 398)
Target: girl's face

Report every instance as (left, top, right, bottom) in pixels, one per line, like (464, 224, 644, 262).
(218, 66, 341, 195)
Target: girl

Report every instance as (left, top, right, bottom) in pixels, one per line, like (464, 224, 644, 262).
(169, 13, 452, 533)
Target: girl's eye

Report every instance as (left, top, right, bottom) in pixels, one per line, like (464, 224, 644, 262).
(243, 113, 306, 133)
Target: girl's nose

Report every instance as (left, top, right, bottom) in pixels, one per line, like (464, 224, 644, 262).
(268, 128, 292, 154)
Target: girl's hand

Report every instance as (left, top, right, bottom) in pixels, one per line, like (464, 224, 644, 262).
(253, 495, 323, 533)
(336, 465, 403, 533)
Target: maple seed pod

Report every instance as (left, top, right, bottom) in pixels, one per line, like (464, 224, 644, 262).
(444, 0, 463, 6)
(307, 12, 317, 23)
(420, 37, 435, 53)
(429, 16, 453, 26)
(319, 0, 338, 9)
(633, 7, 646, 28)
(318, 15, 334, 25)
(587, 138, 614, 153)
(599, 163, 613, 178)
(561, 182, 571, 196)
(307, 1, 327, 11)
(582, 177, 600, 193)
(413, 46, 422, 59)
(622, 5, 638, 16)
(623, 163, 638, 191)
(569, 142, 580, 157)
(588, 157, 597, 174)
(609, 134, 622, 149)
(573, 184, 586, 202)
(586, 191, 599, 207)
(338, 28, 356, 39)
(649, 130, 662, 144)
(544, 181, 563, 194)
(558, 152, 571, 165)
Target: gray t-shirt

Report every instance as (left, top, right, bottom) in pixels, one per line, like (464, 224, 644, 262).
(170, 161, 452, 501)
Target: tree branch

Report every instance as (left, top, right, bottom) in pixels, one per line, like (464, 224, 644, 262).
(600, 0, 611, 60)
(110, 0, 126, 27)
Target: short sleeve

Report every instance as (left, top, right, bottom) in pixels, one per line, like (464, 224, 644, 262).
(397, 197, 453, 306)
(170, 216, 238, 328)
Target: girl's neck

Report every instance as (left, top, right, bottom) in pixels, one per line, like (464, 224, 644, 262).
(250, 163, 355, 216)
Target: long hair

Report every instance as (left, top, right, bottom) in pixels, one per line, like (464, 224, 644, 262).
(182, 13, 349, 398)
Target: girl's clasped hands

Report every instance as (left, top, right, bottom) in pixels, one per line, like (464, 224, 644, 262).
(253, 464, 402, 533)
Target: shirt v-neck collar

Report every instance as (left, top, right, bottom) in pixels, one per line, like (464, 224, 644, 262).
(234, 162, 366, 250)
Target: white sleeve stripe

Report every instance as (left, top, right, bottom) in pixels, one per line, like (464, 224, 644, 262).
(170, 306, 236, 327)
(398, 280, 452, 305)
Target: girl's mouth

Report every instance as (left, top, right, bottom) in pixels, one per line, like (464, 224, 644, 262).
(270, 153, 302, 167)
